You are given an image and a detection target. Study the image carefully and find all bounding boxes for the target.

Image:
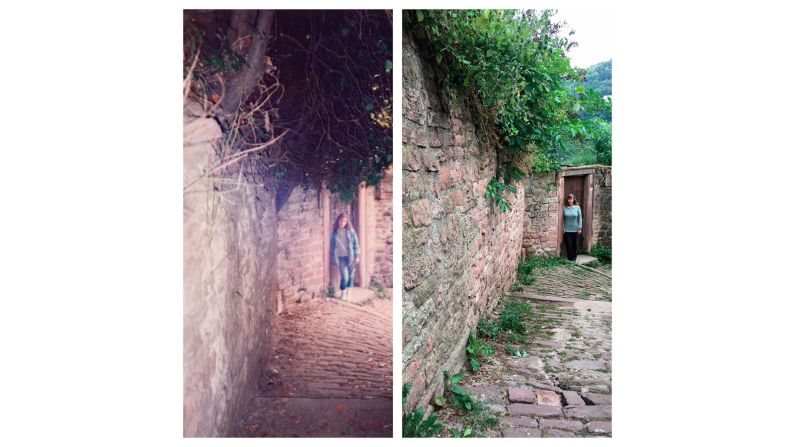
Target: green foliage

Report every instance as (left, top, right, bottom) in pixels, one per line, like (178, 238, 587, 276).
(477, 317, 500, 339)
(445, 371, 479, 412)
(568, 60, 612, 121)
(484, 177, 517, 212)
(451, 427, 473, 438)
(403, 406, 444, 438)
(403, 383, 444, 438)
(589, 245, 612, 264)
(557, 118, 611, 166)
(466, 332, 495, 373)
(500, 298, 534, 334)
(504, 344, 530, 357)
(407, 10, 609, 184)
(532, 151, 562, 174)
(518, 254, 569, 284)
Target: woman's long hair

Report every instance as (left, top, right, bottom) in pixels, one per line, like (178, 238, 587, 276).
(566, 194, 578, 206)
(334, 213, 349, 232)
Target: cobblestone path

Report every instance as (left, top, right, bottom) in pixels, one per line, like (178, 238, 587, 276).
(438, 264, 612, 438)
(240, 294, 392, 437)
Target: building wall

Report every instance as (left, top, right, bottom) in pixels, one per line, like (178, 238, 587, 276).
(373, 166, 394, 287)
(402, 33, 524, 411)
(592, 167, 612, 248)
(276, 186, 325, 311)
(522, 171, 561, 257)
(183, 110, 279, 437)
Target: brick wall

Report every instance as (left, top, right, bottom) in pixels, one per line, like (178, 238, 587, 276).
(523, 171, 561, 257)
(402, 33, 524, 411)
(183, 110, 279, 437)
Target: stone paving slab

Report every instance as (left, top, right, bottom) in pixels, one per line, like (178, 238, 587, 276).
(582, 392, 612, 405)
(564, 405, 612, 420)
(500, 417, 539, 428)
(562, 390, 586, 406)
(507, 387, 535, 403)
(536, 389, 561, 406)
(464, 386, 503, 403)
(587, 421, 612, 434)
(539, 419, 584, 431)
(508, 403, 563, 417)
(503, 427, 543, 438)
(546, 428, 577, 438)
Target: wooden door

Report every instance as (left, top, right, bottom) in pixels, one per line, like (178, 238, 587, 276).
(563, 176, 586, 253)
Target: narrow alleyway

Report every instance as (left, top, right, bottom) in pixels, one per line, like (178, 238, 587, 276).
(439, 261, 612, 437)
(240, 291, 393, 437)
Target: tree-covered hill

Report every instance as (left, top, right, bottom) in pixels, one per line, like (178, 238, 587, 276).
(580, 59, 611, 97)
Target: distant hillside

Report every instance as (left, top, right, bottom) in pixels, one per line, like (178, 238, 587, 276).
(566, 59, 611, 122)
(580, 59, 611, 97)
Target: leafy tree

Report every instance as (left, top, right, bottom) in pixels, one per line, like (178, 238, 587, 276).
(406, 10, 610, 209)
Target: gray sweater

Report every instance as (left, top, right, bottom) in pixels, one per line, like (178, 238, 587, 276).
(563, 205, 582, 233)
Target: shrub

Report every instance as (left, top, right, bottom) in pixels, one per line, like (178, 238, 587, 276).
(589, 245, 611, 264)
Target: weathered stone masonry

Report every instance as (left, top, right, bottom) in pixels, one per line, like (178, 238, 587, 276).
(402, 33, 524, 410)
(184, 111, 279, 437)
(522, 172, 561, 257)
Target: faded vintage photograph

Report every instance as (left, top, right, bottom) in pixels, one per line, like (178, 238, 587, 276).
(183, 10, 393, 437)
(401, 9, 612, 438)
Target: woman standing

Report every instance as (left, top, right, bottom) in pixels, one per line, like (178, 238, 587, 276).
(330, 213, 360, 300)
(562, 193, 583, 263)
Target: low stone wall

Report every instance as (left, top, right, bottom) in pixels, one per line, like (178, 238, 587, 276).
(183, 110, 279, 437)
(523, 171, 561, 257)
(402, 33, 524, 411)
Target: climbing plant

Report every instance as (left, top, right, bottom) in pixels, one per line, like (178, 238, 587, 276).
(406, 10, 609, 209)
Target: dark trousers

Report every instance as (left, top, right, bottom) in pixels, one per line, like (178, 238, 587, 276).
(563, 232, 578, 261)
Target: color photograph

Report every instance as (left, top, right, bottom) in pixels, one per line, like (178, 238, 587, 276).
(401, 9, 612, 438)
(183, 9, 393, 437)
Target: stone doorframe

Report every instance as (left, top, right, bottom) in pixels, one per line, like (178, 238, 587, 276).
(557, 166, 598, 254)
(321, 183, 372, 293)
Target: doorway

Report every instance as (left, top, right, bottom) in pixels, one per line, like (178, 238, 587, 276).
(561, 173, 593, 255)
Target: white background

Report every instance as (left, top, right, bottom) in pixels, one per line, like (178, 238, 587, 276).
(1, 0, 793, 445)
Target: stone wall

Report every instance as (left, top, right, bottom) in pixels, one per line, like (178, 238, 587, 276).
(276, 186, 325, 311)
(183, 109, 279, 437)
(402, 33, 524, 411)
(373, 166, 393, 287)
(592, 167, 612, 248)
(523, 171, 561, 257)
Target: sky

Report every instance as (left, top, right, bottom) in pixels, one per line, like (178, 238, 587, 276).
(554, 9, 612, 68)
